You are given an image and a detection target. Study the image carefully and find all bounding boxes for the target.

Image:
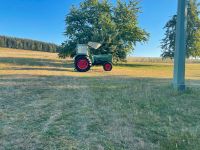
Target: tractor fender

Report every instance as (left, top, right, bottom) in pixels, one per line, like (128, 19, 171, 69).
(74, 54, 87, 61)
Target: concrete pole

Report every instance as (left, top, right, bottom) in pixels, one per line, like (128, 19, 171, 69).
(173, 0, 188, 91)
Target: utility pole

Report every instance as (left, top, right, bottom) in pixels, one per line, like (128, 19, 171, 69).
(173, 0, 188, 91)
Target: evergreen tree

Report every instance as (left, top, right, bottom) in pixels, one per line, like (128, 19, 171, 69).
(161, 0, 200, 59)
(0, 35, 59, 52)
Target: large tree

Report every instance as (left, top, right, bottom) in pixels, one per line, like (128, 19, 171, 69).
(59, 0, 149, 61)
(161, 0, 200, 59)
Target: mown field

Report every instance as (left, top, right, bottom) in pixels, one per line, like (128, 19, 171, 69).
(0, 47, 200, 150)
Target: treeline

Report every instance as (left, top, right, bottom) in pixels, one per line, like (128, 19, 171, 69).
(0, 35, 59, 52)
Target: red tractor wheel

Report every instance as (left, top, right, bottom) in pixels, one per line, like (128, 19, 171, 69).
(103, 62, 112, 71)
(75, 57, 91, 72)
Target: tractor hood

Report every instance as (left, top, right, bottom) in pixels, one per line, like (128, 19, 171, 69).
(88, 42, 101, 49)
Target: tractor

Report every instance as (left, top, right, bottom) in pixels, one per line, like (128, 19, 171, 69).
(74, 42, 113, 72)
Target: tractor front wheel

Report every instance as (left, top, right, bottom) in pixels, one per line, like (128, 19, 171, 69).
(103, 62, 112, 71)
(75, 57, 91, 72)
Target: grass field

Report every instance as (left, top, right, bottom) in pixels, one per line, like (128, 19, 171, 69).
(0, 47, 200, 150)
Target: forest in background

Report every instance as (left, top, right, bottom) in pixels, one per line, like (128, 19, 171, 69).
(0, 35, 59, 52)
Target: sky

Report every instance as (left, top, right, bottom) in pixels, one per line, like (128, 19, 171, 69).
(0, 0, 182, 57)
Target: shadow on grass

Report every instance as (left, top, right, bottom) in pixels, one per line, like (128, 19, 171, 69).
(0, 74, 199, 88)
(116, 63, 173, 69)
(0, 67, 75, 72)
(0, 57, 73, 68)
(116, 63, 154, 68)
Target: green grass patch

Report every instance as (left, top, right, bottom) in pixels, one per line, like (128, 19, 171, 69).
(1, 75, 200, 149)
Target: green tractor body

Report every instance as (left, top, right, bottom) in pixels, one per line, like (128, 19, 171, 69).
(74, 42, 113, 72)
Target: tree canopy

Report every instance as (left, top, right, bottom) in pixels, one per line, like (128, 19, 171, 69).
(161, 0, 200, 59)
(59, 0, 149, 61)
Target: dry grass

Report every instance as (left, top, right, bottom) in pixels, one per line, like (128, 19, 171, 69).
(0, 47, 200, 150)
(0, 48, 200, 80)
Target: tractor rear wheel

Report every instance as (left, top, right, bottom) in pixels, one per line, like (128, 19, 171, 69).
(75, 57, 91, 72)
(103, 62, 112, 71)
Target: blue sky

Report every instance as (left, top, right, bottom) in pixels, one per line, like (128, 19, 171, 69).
(0, 0, 182, 57)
